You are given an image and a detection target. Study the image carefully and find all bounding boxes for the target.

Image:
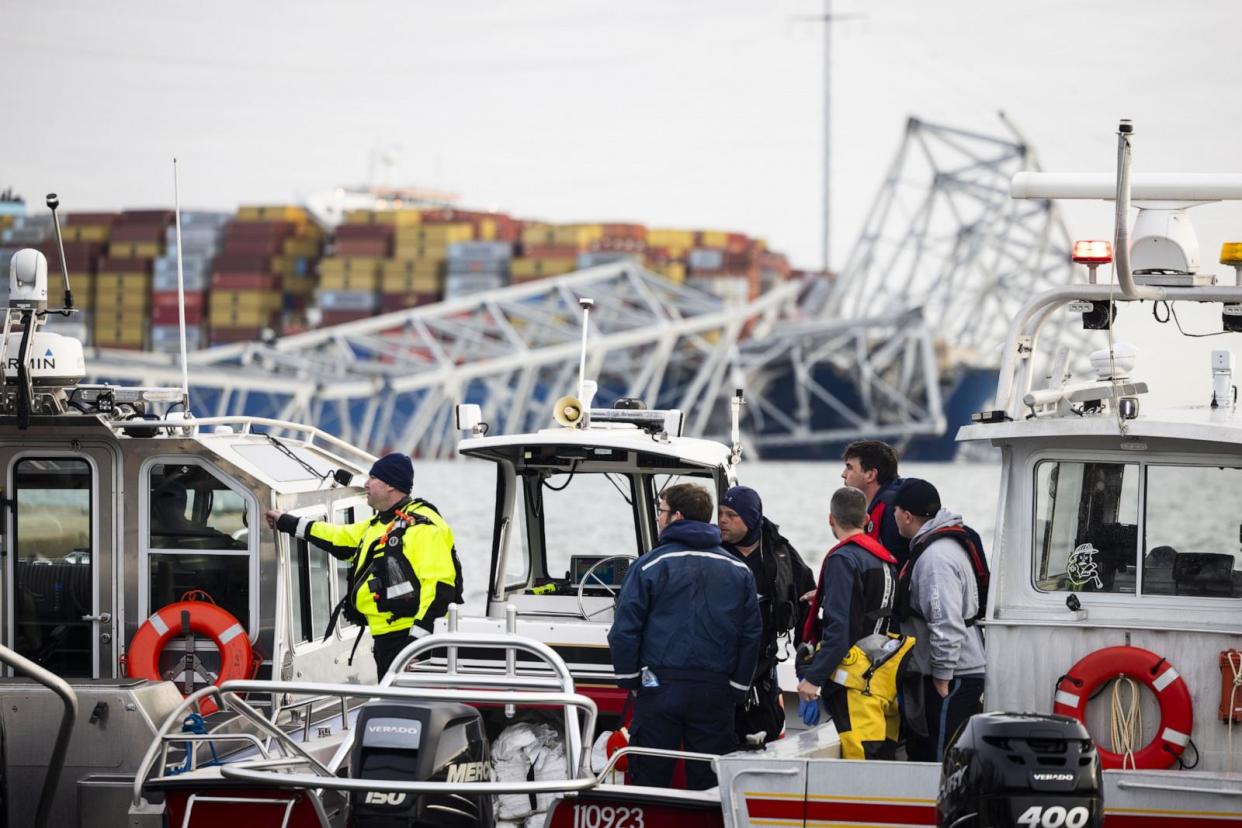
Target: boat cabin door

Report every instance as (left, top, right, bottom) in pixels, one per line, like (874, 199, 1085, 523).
(0, 443, 119, 679)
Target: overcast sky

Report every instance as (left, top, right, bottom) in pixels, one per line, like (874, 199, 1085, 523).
(5, 0, 1241, 273)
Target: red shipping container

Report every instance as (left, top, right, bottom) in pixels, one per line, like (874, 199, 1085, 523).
(212, 273, 281, 291)
(336, 225, 394, 242)
(152, 305, 205, 324)
(209, 326, 265, 345)
(224, 221, 295, 241)
(520, 244, 580, 259)
(213, 254, 271, 274)
(65, 212, 119, 226)
(320, 309, 374, 326)
(153, 290, 206, 309)
(98, 257, 152, 274)
(120, 209, 174, 223)
(335, 238, 391, 257)
(602, 223, 646, 241)
(110, 223, 167, 243)
(221, 237, 283, 257)
(36, 241, 101, 271)
(380, 291, 439, 310)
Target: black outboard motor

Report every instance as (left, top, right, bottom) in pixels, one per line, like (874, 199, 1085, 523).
(350, 701, 493, 828)
(937, 712, 1102, 828)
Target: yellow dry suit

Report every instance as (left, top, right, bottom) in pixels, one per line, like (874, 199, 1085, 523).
(820, 632, 916, 760)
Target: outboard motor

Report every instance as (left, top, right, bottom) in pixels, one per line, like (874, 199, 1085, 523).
(351, 701, 493, 828)
(937, 712, 1102, 828)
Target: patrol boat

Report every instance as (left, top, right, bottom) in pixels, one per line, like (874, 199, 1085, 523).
(121, 120, 1242, 828)
(0, 198, 390, 828)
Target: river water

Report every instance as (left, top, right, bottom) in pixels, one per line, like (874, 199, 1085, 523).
(412, 457, 1003, 608)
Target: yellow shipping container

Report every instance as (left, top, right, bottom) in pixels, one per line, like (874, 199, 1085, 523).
(510, 257, 577, 280)
(380, 272, 441, 294)
(520, 224, 556, 247)
(318, 257, 384, 278)
(551, 224, 604, 249)
(381, 259, 442, 278)
(96, 273, 151, 294)
(393, 223, 473, 246)
(94, 291, 150, 312)
(63, 225, 110, 243)
(108, 241, 161, 259)
(94, 329, 146, 347)
(647, 228, 696, 249)
(236, 205, 308, 223)
(210, 290, 281, 312)
(699, 230, 729, 248)
(373, 210, 424, 227)
(283, 238, 319, 258)
(0, 216, 12, 230)
(319, 270, 380, 291)
(391, 243, 448, 261)
(478, 218, 497, 242)
(209, 307, 277, 327)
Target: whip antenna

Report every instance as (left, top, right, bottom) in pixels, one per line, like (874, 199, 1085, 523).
(173, 158, 191, 412)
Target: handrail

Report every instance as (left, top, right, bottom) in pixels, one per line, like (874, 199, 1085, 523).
(995, 284, 1242, 417)
(383, 610, 589, 774)
(161, 733, 272, 775)
(592, 746, 719, 781)
(0, 645, 78, 828)
(107, 415, 376, 467)
(219, 765, 600, 796)
(131, 685, 334, 810)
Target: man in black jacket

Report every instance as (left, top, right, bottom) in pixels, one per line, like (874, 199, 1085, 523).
(609, 483, 761, 789)
(718, 485, 816, 746)
(797, 486, 910, 759)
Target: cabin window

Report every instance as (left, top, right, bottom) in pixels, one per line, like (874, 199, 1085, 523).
(536, 471, 643, 580)
(1142, 465, 1242, 598)
(330, 501, 360, 630)
(12, 458, 93, 677)
(1033, 460, 1139, 593)
(145, 461, 254, 628)
(290, 536, 333, 644)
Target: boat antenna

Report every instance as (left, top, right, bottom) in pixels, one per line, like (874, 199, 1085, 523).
(729, 388, 745, 466)
(172, 158, 191, 413)
(577, 297, 593, 395)
(45, 193, 74, 310)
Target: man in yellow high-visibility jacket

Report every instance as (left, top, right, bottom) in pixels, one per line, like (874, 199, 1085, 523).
(265, 453, 461, 676)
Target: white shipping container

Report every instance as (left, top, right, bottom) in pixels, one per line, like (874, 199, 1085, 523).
(444, 273, 505, 300)
(317, 289, 379, 311)
(447, 241, 513, 262)
(577, 252, 632, 269)
(151, 324, 205, 351)
(153, 271, 208, 293)
(688, 248, 725, 271)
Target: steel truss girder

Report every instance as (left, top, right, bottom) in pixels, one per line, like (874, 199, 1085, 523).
(85, 263, 797, 456)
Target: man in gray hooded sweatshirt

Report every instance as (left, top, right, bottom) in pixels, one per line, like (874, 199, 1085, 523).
(892, 478, 986, 761)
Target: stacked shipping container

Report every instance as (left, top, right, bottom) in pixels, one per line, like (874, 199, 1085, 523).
(0, 199, 794, 351)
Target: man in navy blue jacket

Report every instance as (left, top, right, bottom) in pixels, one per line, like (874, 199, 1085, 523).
(608, 483, 762, 789)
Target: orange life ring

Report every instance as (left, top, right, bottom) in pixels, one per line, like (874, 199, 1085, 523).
(126, 601, 254, 716)
(1053, 645, 1193, 770)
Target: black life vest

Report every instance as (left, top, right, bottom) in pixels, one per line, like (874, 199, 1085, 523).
(895, 524, 989, 626)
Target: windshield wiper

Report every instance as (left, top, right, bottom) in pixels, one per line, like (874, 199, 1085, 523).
(265, 433, 332, 486)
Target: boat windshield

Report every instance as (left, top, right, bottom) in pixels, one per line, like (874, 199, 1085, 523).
(527, 469, 719, 583)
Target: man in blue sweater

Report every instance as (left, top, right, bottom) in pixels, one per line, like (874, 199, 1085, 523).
(609, 483, 761, 789)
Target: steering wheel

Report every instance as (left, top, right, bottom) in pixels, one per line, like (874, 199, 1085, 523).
(576, 555, 636, 621)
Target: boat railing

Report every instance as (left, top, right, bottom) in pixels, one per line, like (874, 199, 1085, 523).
(0, 644, 78, 828)
(132, 615, 602, 811)
(108, 414, 376, 468)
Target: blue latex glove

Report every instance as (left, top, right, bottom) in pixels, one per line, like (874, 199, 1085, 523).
(799, 698, 821, 727)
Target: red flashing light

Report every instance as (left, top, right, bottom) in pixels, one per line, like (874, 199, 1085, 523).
(1072, 240, 1113, 265)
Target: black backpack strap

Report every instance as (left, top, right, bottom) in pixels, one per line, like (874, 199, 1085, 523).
(323, 528, 385, 640)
